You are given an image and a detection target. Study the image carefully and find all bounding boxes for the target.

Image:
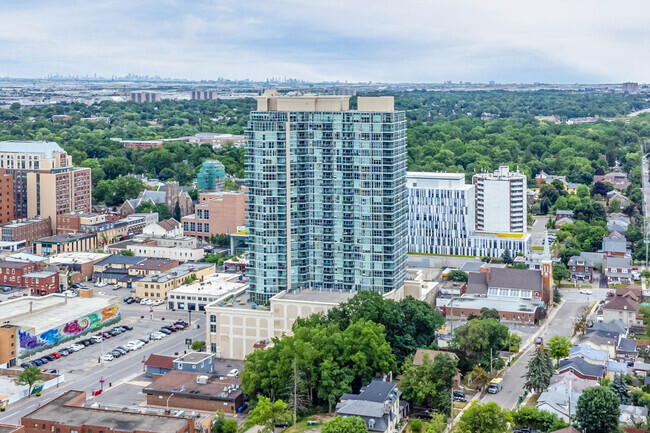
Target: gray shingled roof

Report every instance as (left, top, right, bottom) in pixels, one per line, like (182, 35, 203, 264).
(485, 268, 543, 291)
(602, 237, 627, 254)
(466, 272, 488, 294)
(558, 357, 605, 378)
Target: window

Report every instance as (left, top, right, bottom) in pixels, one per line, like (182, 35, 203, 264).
(190, 223, 195, 232)
(197, 223, 203, 232)
(183, 222, 188, 231)
(197, 209, 203, 219)
(204, 210, 209, 219)
(204, 223, 209, 233)
(210, 324, 216, 332)
(210, 315, 216, 323)
(211, 343, 216, 353)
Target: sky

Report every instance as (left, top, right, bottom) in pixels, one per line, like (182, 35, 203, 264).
(0, 0, 648, 83)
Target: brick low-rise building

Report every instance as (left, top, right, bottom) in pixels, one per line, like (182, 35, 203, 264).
(144, 371, 244, 414)
(24, 271, 60, 296)
(1, 217, 52, 247)
(0, 168, 14, 225)
(568, 255, 594, 283)
(182, 189, 247, 242)
(0, 260, 38, 286)
(21, 390, 195, 433)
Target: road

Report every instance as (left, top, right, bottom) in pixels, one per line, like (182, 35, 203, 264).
(481, 287, 609, 408)
(0, 291, 206, 425)
(530, 216, 549, 247)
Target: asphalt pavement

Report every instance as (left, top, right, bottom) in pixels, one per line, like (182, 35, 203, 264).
(0, 291, 206, 425)
(481, 287, 608, 408)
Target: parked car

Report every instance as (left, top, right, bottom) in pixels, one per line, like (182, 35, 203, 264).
(96, 282, 107, 287)
(579, 289, 592, 295)
(110, 350, 122, 358)
(91, 336, 103, 343)
(59, 349, 70, 356)
(32, 359, 43, 366)
(70, 344, 85, 352)
(20, 362, 31, 369)
(227, 369, 239, 377)
(112, 286, 120, 291)
(50, 352, 61, 359)
(174, 320, 188, 327)
(44, 355, 56, 362)
(38, 357, 50, 364)
(123, 296, 133, 302)
(122, 325, 133, 331)
(114, 347, 128, 355)
(158, 328, 172, 335)
(139, 335, 150, 343)
(101, 354, 114, 361)
(150, 332, 165, 340)
(140, 299, 148, 305)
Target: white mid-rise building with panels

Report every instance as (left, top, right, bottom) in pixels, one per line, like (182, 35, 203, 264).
(407, 172, 475, 256)
(407, 168, 530, 258)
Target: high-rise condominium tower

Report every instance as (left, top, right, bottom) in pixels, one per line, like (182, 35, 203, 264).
(245, 90, 407, 302)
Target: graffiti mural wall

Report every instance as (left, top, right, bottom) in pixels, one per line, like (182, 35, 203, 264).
(18, 304, 120, 357)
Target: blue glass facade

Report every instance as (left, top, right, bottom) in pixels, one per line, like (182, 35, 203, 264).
(245, 107, 407, 303)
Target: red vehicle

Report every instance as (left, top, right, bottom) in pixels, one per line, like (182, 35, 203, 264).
(50, 352, 61, 359)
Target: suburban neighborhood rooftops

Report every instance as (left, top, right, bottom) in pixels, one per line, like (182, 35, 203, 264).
(569, 345, 607, 362)
(458, 261, 486, 272)
(143, 371, 241, 401)
(467, 268, 542, 294)
(130, 258, 179, 271)
(340, 380, 400, 403)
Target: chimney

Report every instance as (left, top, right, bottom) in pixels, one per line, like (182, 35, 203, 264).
(485, 266, 491, 284)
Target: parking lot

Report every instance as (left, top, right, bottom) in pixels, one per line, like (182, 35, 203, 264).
(19, 289, 203, 383)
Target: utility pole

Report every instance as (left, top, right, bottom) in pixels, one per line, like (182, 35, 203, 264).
(293, 358, 297, 427)
(450, 297, 454, 337)
(490, 347, 493, 372)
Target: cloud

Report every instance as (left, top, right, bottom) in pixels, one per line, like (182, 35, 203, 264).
(0, 0, 647, 82)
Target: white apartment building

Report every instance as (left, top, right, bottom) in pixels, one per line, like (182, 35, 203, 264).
(407, 170, 530, 258)
(407, 172, 475, 255)
(472, 166, 527, 234)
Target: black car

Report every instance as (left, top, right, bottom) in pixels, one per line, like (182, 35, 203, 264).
(20, 362, 31, 368)
(122, 325, 133, 331)
(32, 359, 44, 366)
(38, 357, 49, 364)
(116, 346, 130, 353)
(161, 325, 176, 332)
(78, 339, 90, 346)
(139, 336, 150, 344)
(44, 355, 56, 362)
(174, 320, 188, 327)
(123, 296, 132, 302)
(158, 328, 172, 335)
(110, 350, 122, 358)
(453, 391, 466, 399)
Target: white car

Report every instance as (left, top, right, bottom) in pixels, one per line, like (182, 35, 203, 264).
(127, 340, 144, 349)
(97, 291, 106, 296)
(96, 282, 107, 287)
(140, 299, 148, 305)
(90, 336, 103, 343)
(144, 299, 154, 305)
(579, 289, 592, 295)
(70, 344, 85, 352)
(227, 369, 239, 377)
(150, 332, 164, 340)
(101, 354, 114, 361)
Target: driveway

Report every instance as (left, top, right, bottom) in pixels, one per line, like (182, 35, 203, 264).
(530, 216, 548, 247)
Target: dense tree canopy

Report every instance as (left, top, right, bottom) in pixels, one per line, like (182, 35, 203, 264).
(575, 386, 621, 433)
(449, 318, 509, 373)
(400, 352, 458, 414)
(322, 291, 444, 365)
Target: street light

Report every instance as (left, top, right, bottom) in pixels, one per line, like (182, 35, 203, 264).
(166, 393, 175, 414)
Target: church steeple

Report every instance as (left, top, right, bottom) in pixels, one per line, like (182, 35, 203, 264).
(543, 228, 551, 261)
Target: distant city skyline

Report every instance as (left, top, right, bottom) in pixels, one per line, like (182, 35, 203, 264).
(0, 0, 648, 83)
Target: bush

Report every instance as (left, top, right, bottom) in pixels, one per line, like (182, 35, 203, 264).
(410, 418, 423, 433)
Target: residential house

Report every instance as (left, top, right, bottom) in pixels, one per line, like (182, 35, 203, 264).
(536, 171, 567, 187)
(579, 330, 620, 359)
(603, 256, 634, 284)
(173, 352, 215, 374)
(606, 360, 628, 377)
(602, 235, 629, 257)
(568, 345, 606, 365)
(607, 191, 631, 208)
(555, 217, 574, 229)
(567, 256, 593, 282)
(566, 182, 580, 194)
(466, 266, 551, 305)
(537, 375, 592, 422)
(555, 210, 574, 221)
(617, 337, 639, 362)
(143, 218, 183, 237)
(593, 172, 630, 191)
(601, 296, 642, 327)
(607, 214, 630, 235)
(336, 380, 404, 433)
(557, 356, 605, 380)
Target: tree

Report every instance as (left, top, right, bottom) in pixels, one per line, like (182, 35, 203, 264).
(593, 181, 609, 197)
(608, 198, 621, 213)
(547, 336, 571, 366)
(456, 402, 512, 433)
(511, 406, 568, 433)
(610, 374, 631, 405)
(508, 333, 522, 353)
(446, 270, 468, 282)
(210, 234, 230, 246)
(467, 365, 491, 390)
(450, 318, 509, 373)
(501, 249, 513, 265)
(424, 414, 446, 433)
(173, 201, 181, 221)
(191, 341, 206, 351)
(480, 308, 500, 320)
(321, 416, 368, 433)
(400, 352, 458, 415)
(211, 411, 238, 433)
(573, 305, 590, 336)
(524, 344, 554, 394)
(641, 269, 650, 279)
(553, 286, 562, 304)
(244, 396, 290, 432)
(575, 386, 621, 433)
(552, 263, 569, 286)
(410, 419, 423, 433)
(224, 178, 239, 191)
(539, 184, 560, 206)
(119, 249, 135, 256)
(15, 366, 42, 397)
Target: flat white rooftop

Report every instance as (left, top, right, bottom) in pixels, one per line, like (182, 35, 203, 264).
(0, 294, 117, 334)
(49, 252, 110, 265)
(168, 273, 247, 297)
